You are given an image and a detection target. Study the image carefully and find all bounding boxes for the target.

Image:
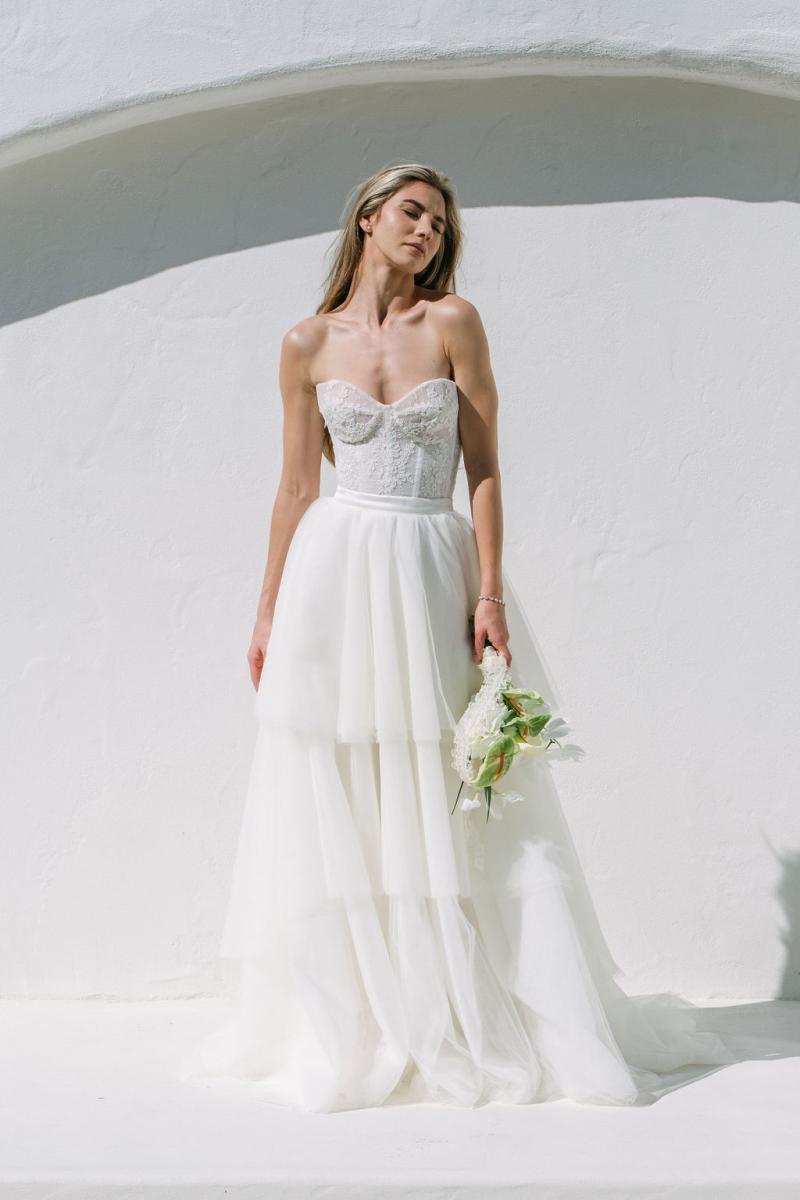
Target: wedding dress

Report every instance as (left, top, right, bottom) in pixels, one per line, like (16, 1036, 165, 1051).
(180, 375, 738, 1111)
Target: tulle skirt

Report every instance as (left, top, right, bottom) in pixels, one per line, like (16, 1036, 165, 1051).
(180, 484, 738, 1111)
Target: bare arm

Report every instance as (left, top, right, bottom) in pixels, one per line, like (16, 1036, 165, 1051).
(248, 324, 324, 688)
(440, 296, 512, 667)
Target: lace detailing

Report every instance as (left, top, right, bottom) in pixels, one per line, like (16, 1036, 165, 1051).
(316, 378, 461, 499)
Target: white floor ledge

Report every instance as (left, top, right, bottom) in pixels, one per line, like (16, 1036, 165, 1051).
(1, 996, 799, 1199)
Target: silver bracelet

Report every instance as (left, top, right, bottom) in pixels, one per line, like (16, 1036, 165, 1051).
(477, 593, 506, 606)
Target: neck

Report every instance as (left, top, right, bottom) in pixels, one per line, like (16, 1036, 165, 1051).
(342, 260, 418, 328)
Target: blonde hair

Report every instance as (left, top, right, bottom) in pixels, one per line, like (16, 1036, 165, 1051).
(315, 162, 464, 465)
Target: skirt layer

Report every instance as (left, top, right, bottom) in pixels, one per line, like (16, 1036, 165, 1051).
(181, 486, 738, 1111)
(253, 486, 484, 742)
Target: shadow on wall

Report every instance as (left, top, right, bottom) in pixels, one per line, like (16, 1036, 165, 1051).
(1, 71, 800, 325)
(770, 840, 800, 1000)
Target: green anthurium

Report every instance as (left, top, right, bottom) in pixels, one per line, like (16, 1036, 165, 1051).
(503, 713, 552, 741)
(500, 687, 546, 717)
(472, 733, 517, 787)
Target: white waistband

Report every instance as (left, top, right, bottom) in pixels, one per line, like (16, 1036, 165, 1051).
(333, 485, 454, 514)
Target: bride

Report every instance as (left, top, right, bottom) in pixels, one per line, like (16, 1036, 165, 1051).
(181, 161, 738, 1112)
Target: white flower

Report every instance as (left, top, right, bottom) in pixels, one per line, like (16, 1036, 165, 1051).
(543, 716, 570, 742)
(515, 739, 548, 757)
(450, 646, 512, 785)
(545, 742, 586, 762)
(495, 787, 524, 805)
(450, 641, 583, 820)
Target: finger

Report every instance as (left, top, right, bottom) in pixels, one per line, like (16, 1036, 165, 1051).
(494, 640, 512, 667)
(248, 651, 262, 689)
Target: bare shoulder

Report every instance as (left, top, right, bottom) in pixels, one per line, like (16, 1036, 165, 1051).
(427, 290, 487, 340)
(280, 313, 327, 363)
(425, 292, 490, 373)
(279, 313, 328, 388)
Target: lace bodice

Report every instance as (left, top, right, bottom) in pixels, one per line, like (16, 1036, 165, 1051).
(316, 377, 461, 499)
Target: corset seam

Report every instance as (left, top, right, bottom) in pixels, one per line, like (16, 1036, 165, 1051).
(412, 443, 424, 496)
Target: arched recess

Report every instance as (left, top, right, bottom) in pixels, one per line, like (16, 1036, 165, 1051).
(2, 3, 800, 170)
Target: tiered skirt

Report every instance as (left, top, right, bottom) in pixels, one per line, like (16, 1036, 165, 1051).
(180, 485, 737, 1111)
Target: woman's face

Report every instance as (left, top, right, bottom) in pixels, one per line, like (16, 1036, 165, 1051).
(363, 182, 446, 274)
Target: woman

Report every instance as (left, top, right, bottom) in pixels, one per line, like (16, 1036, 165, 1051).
(181, 162, 737, 1112)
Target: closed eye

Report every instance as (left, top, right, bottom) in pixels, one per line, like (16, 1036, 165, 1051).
(404, 206, 445, 235)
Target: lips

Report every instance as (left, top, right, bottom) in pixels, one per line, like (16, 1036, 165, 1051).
(406, 243, 424, 256)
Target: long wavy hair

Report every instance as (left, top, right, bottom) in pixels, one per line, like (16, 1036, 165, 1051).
(315, 163, 464, 466)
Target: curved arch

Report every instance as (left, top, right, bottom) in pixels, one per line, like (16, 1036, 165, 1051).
(2, 6, 800, 169)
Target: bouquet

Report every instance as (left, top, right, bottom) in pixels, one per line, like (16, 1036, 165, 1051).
(450, 619, 583, 822)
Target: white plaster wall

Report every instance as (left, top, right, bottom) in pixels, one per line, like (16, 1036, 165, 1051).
(4, 0, 800, 170)
(2, 16, 800, 1000)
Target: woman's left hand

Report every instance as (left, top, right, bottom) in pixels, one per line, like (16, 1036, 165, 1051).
(473, 597, 511, 667)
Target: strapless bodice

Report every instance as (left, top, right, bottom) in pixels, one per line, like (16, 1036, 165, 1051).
(315, 377, 461, 499)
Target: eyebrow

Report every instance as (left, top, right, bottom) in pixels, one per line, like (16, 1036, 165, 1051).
(402, 198, 446, 230)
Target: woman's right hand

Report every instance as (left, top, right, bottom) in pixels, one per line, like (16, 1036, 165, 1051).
(247, 615, 273, 691)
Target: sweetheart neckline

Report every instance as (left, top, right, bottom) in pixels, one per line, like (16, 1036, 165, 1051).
(315, 377, 457, 410)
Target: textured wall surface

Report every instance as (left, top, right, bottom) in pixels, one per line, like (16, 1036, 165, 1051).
(4, 0, 800, 169)
(2, 7, 799, 1000)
